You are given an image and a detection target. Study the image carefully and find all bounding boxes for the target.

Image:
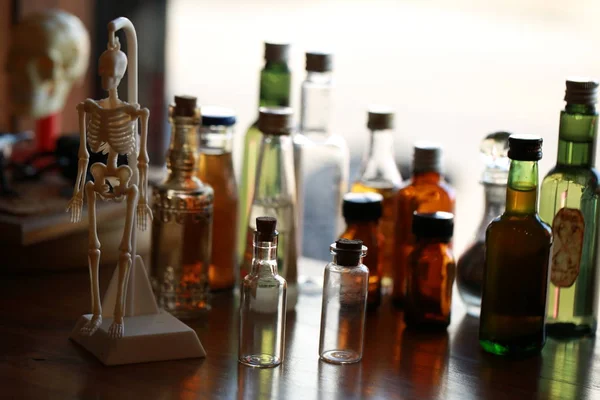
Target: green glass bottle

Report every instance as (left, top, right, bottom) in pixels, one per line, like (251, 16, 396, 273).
(480, 134, 552, 356)
(238, 42, 292, 266)
(539, 79, 600, 338)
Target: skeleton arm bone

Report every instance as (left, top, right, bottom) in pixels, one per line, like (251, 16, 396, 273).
(66, 101, 91, 222)
(136, 107, 152, 230)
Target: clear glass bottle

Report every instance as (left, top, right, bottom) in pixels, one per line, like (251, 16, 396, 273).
(456, 132, 510, 317)
(480, 134, 552, 357)
(294, 51, 349, 263)
(393, 143, 455, 306)
(539, 79, 600, 338)
(151, 96, 214, 318)
(239, 216, 287, 368)
(339, 192, 384, 310)
(405, 212, 456, 330)
(351, 107, 403, 288)
(197, 106, 238, 291)
(238, 42, 292, 266)
(241, 107, 298, 311)
(319, 238, 369, 364)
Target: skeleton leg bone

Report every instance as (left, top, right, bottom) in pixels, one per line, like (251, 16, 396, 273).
(108, 184, 139, 339)
(80, 181, 103, 336)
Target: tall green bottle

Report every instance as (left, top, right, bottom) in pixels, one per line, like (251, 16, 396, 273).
(539, 79, 600, 338)
(480, 134, 552, 356)
(237, 42, 292, 266)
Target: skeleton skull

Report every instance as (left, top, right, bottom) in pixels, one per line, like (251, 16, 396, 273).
(98, 43, 128, 91)
(7, 10, 90, 119)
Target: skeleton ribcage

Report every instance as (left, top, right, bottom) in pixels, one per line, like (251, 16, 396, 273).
(87, 104, 137, 156)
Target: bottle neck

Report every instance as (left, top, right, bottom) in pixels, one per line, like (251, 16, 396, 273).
(332, 253, 364, 267)
(475, 182, 506, 239)
(505, 160, 538, 215)
(299, 71, 332, 134)
(412, 171, 442, 184)
(255, 134, 296, 200)
(259, 61, 291, 108)
(344, 220, 379, 233)
(251, 234, 278, 275)
(557, 103, 598, 167)
(199, 125, 234, 155)
(167, 116, 200, 180)
(367, 129, 395, 161)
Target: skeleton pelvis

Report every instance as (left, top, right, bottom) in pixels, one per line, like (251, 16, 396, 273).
(90, 162, 132, 201)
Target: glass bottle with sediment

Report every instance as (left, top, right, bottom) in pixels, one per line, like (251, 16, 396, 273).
(405, 212, 456, 330)
(238, 42, 291, 267)
(393, 143, 455, 306)
(151, 96, 214, 318)
(480, 134, 552, 356)
(197, 106, 238, 291)
(241, 107, 298, 311)
(319, 238, 369, 364)
(539, 79, 600, 338)
(294, 51, 349, 264)
(351, 107, 402, 289)
(456, 132, 510, 317)
(339, 192, 384, 309)
(239, 216, 287, 368)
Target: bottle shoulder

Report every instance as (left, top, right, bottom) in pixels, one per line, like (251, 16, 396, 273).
(542, 165, 600, 188)
(397, 179, 455, 206)
(487, 213, 552, 239)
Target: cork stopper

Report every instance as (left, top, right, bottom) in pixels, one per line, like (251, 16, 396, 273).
(413, 142, 442, 174)
(306, 51, 333, 72)
(332, 238, 367, 267)
(507, 134, 543, 161)
(258, 106, 294, 135)
(256, 216, 278, 241)
(565, 78, 598, 106)
(265, 42, 290, 63)
(367, 106, 395, 130)
(173, 95, 197, 117)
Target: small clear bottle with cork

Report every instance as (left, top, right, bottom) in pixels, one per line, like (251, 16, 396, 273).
(351, 107, 403, 289)
(151, 95, 214, 318)
(239, 216, 287, 368)
(319, 238, 369, 364)
(456, 132, 510, 317)
(241, 106, 298, 311)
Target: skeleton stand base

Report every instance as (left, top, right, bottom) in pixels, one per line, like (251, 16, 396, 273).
(70, 261, 206, 366)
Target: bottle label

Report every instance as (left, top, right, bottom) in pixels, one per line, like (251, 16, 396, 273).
(550, 208, 584, 288)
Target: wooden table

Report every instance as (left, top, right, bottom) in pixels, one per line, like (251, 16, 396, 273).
(0, 267, 598, 400)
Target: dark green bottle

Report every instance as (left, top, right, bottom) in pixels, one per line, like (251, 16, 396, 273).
(539, 79, 600, 338)
(238, 43, 292, 266)
(480, 134, 552, 356)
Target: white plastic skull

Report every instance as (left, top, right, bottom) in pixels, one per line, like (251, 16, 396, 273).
(7, 9, 90, 119)
(98, 40, 128, 92)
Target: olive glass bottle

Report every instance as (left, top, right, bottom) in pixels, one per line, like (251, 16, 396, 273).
(480, 134, 552, 356)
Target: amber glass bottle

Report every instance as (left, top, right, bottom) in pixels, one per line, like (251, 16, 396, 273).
(197, 106, 238, 291)
(393, 143, 455, 306)
(339, 192, 384, 309)
(480, 134, 552, 357)
(405, 212, 455, 330)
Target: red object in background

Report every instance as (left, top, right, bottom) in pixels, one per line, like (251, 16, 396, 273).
(35, 113, 60, 153)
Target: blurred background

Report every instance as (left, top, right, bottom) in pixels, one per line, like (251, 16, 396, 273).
(3, 0, 600, 257)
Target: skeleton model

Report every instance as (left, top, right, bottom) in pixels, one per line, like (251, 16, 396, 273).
(66, 18, 151, 339)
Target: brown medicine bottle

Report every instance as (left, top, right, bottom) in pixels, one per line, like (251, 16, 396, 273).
(404, 212, 455, 330)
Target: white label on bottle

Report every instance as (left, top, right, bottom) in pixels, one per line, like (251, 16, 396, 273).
(550, 207, 584, 288)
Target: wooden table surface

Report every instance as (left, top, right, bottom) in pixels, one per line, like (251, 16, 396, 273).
(0, 266, 598, 400)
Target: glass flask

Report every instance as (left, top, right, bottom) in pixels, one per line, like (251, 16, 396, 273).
(339, 192, 384, 310)
(294, 51, 349, 263)
(238, 42, 292, 266)
(405, 212, 456, 330)
(456, 132, 510, 317)
(198, 106, 238, 291)
(151, 96, 214, 318)
(351, 107, 402, 288)
(241, 107, 298, 311)
(539, 79, 600, 338)
(480, 134, 552, 357)
(319, 238, 369, 364)
(239, 216, 287, 368)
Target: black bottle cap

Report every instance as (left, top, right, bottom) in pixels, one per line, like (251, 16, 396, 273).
(306, 51, 333, 72)
(507, 134, 543, 161)
(412, 212, 454, 242)
(342, 192, 383, 221)
(256, 216, 278, 241)
(565, 78, 598, 106)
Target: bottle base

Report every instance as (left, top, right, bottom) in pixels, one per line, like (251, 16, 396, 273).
(546, 322, 596, 339)
(239, 354, 282, 368)
(320, 349, 362, 365)
(479, 339, 543, 357)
